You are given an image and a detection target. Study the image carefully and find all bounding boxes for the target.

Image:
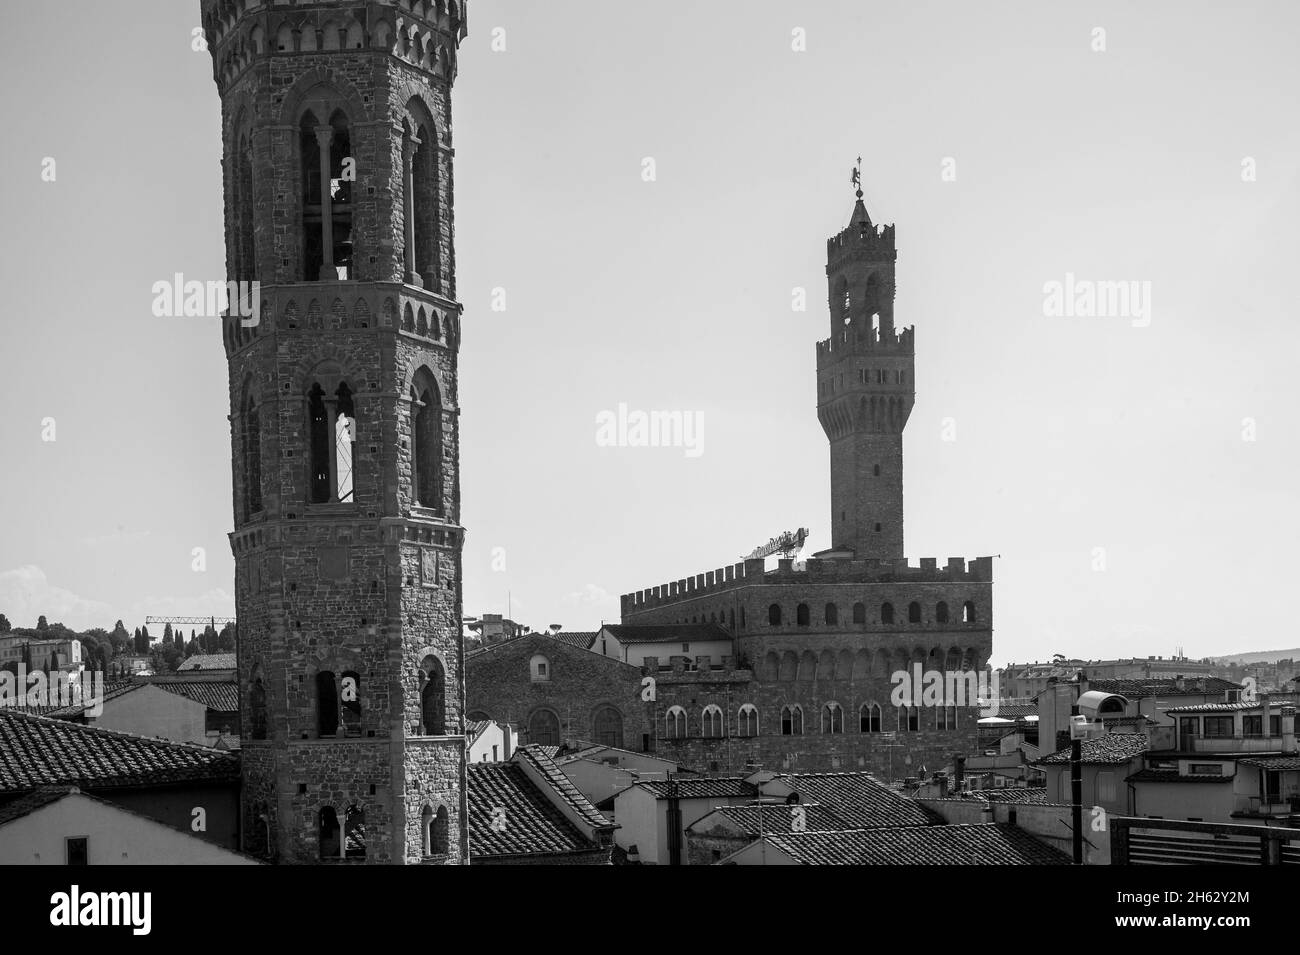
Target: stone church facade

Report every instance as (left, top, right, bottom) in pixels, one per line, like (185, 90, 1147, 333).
(202, 0, 471, 863)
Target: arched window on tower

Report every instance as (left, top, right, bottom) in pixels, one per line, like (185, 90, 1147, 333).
(963, 600, 977, 623)
(768, 604, 782, 626)
(307, 375, 358, 504)
(410, 370, 443, 511)
(300, 108, 354, 281)
(340, 669, 361, 737)
(796, 603, 810, 627)
(420, 655, 446, 735)
(343, 804, 365, 859)
(319, 806, 341, 859)
(433, 805, 449, 855)
(316, 670, 339, 738)
(936, 601, 950, 624)
(249, 668, 267, 740)
(403, 110, 440, 291)
(853, 602, 866, 624)
(825, 603, 839, 626)
(243, 389, 262, 520)
(233, 129, 255, 282)
(881, 602, 895, 625)
(334, 383, 355, 502)
(908, 601, 922, 624)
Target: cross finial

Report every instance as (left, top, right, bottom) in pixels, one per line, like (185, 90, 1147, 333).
(851, 156, 863, 199)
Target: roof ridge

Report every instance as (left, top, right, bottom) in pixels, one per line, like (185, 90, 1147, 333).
(0, 708, 236, 755)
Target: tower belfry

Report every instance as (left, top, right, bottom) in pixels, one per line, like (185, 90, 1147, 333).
(200, 0, 470, 864)
(816, 176, 915, 558)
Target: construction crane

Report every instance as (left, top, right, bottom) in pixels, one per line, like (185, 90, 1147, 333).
(742, 528, 809, 561)
(145, 616, 236, 627)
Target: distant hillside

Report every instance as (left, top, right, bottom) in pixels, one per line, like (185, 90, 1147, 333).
(1210, 648, 1300, 665)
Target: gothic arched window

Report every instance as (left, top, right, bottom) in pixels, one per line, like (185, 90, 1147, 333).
(420, 655, 446, 735)
(665, 706, 686, 739)
(825, 602, 839, 626)
(307, 371, 358, 504)
(593, 706, 623, 748)
(738, 704, 758, 737)
(344, 804, 365, 859)
(403, 105, 440, 291)
(410, 369, 443, 511)
(529, 708, 560, 746)
(300, 107, 355, 281)
(781, 704, 803, 736)
(701, 705, 723, 738)
(796, 603, 810, 627)
(908, 601, 922, 624)
(860, 702, 882, 733)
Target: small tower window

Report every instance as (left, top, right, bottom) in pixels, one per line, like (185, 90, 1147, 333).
(768, 604, 782, 626)
(824, 602, 838, 626)
(873, 464, 881, 477)
(852, 602, 866, 624)
(936, 602, 950, 624)
(881, 602, 895, 625)
(796, 603, 810, 627)
(340, 670, 361, 736)
(243, 389, 263, 520)
(963, 600, 977, 623)
(908, 601, 922, 624)
(420, 655, 446, 734)
(410, 369, 443, 512)
(316, 670, 339, 738)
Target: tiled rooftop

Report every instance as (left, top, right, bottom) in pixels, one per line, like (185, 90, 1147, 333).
(1125, 769, 1234, 784)
(1036, 733, 1150, 766)
(972, 787, 1050, 804)
(635, 777, 754, 800)
(513, 745, 612, 832)
(1238, 755, 1300, 770)
(773, 771, 937, 828)
(175, 653, 237, 671)
(0, 710, 240, 793)
(467, 755, 610, 860)
(693, 802, 846, 836)
(755, 824, 1071, 865)
(1163, 701, 1269, 713)
(601, 623, 732, 645)
(1086, 678, 1241, 697)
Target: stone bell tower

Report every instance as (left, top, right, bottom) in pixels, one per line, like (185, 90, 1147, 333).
(816, 170, 915, 559)
(200, 0, 470, 864)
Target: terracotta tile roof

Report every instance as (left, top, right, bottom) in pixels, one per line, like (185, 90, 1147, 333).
(1163, 701, 1264, 713)
(466, 630, 602, 659)
(149, 680, 239, 711)
(1086, 678, 1241, 697)
(1036, 733, 1150, 765)
(984, 702, 1037, 720)
(513, 745, 612, 832)
(972, 787, 1050, 804)
(636, 777, 754, 800)
(755, 824, 1072, 865)
(1237, 755, 1300, 770)
(546, 631, 598, 650)
(0, 710, 240, 793)
(467, 760, 607, 860)
(693, 802, 846, 836)
(1125, 769, 1235, 784)
(0, 786, 79, 827)
(175, 653, 236, 671)
(772, 771, 937, 828)
(601, 623, 733, 645)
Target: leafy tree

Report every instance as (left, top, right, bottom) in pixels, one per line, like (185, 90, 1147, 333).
(218, 622, 236, 652)
(0, 613, 10, 633)
(185, 637, 202, 657)
(36, 615, 48, 632)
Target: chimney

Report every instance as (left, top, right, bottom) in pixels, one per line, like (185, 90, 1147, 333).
(1174, 674, 1186, 692)
(1261, 695, 1272, 742)
(501, 722, 514, 761)
(1280, 705, 1296, 755)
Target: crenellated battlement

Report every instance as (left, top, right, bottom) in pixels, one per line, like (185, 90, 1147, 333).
(201, 0, 468, 94)
(816, 323, 914, 367)
(827, 220, 895, 265)
(620, 555, 994, 615)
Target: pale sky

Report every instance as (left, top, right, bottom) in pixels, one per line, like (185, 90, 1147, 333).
(1, 1, 1297, 666)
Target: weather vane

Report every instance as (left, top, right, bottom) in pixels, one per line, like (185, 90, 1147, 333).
(850, 155, 863, 199)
